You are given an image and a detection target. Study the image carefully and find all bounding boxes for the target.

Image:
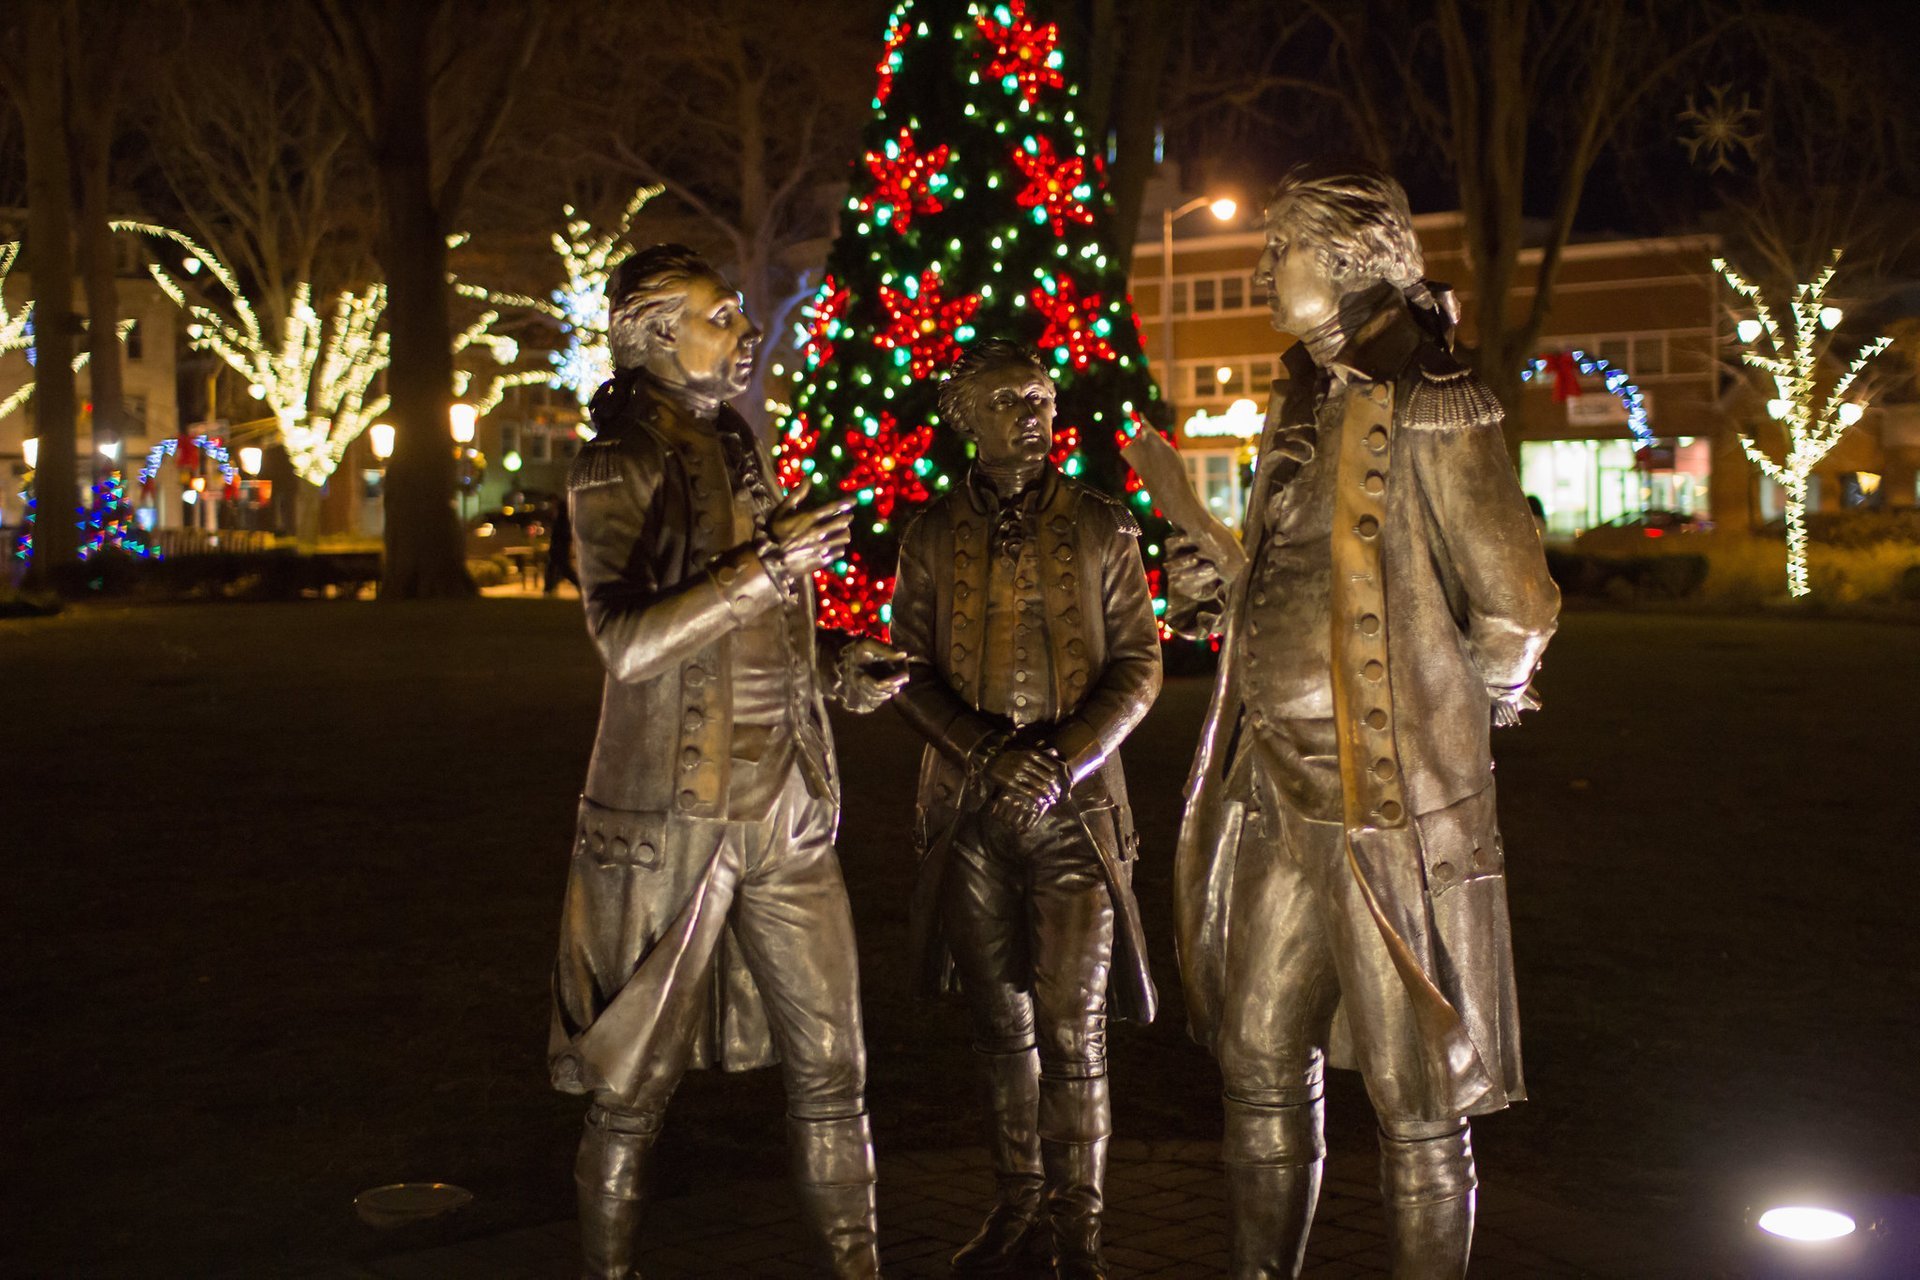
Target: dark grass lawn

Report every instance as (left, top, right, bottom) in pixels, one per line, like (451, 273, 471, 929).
(3, 601, 1917, 1277)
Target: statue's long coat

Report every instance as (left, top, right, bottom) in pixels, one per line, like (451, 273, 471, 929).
(1171, 301, 1560, 1118)
(549, 378, 842, 1104)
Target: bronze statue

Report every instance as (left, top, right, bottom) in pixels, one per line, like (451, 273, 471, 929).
(1166, 164, 1560, 1279)
(548, 244, 908, 1280)
(890, 340, 1162, 1280)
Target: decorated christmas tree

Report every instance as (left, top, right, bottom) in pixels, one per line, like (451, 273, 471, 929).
(776, 0, 1172, 639)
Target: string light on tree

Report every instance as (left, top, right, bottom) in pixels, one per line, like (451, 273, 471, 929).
(782, 0, 1173, 638)
(0, 242, 122, 424)
(457, 185, 666, 406)
(114, 221, 393, 487)
(1717, 249, 1891, 598)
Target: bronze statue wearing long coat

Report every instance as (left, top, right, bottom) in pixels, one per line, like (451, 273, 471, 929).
(889, 340, 1162, 1280)
(1169, 177, 1558, 1275)
(546, 244, 903, 1280)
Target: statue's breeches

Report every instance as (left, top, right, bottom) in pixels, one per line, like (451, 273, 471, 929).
(553, 767, 867, 1118)
(940, 806, 1115, 1077)
(1215, 797, 1440, 1123)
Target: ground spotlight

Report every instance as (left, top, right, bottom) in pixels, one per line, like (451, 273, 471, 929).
(1757, 1204, 1856, 1242)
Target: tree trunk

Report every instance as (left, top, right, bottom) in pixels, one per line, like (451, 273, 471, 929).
(75, 96, 125, 488)
(373, 5, 472, 599)
(293, 477, 324, 548)
(1101, 0, 1172, 259)
(23, 0, 80, 583)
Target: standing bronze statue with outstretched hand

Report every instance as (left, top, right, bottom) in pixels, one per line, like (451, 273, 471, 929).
(547, 244, 907, 1280)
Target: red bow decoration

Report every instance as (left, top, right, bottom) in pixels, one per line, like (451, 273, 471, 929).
(1545, 352, 1582, 402)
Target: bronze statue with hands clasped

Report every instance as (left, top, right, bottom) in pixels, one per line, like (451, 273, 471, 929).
(889, 340, 1162, 1280)
(547, 244, 907, 1280)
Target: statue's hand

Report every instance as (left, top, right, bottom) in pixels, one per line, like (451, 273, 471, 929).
(768, 476, 855, 578)
(1491, 682, 1541, 728)
(1166, 533, 1227, 601)
(985, 747, 1068, 833)
(837, 637, 909, 713)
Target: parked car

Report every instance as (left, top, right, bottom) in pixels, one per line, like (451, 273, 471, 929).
(1571, 509, 1712, 555)
(465, 506, 549, 558)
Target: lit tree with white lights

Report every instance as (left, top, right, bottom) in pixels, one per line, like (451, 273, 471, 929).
(0, 242, 114, 424)
(1717, 249, 1891, 598)
(457, 185, 665, 410)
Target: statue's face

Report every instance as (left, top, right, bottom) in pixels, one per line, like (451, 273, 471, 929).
(661, 273, 762, 400)
(1254, 212, 1345, 337)
(964, 362, 1055, 470)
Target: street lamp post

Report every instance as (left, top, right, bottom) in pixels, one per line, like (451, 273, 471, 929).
(449, 402, 478, 522)
(1160, 194, 1238, 418)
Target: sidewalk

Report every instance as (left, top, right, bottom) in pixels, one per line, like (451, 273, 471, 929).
(326, 1140, 1651, 1279)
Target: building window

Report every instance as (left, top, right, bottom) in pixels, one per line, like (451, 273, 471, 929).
(1632, 334, 1665, 375)
(525, 426, 551, 463)
(124, 393, 148, 427)
(1184, 448, 1248, 530)
(1192, 278, 1217, 313)
(499, 423, 521, 456)
(125, 319, 143, 361)
(1221, 277, 1245, 310)
(1170, 281, 1188, 316)
(1596, 337, 1631, 370)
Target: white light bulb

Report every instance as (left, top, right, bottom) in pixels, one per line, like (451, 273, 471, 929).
(448, 402, 478, 444)
(369, 423, 395, 460)
(1209, 197, 1238, 221)
(1756, 1206, 1855, 1242)
(23, 437, 39, 468)
(239, 446, 264, 476)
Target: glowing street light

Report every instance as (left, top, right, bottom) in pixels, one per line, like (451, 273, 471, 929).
(239, 446, 264, 476)
(448, 401, 478, 445)
(22, 436, 38, 468)
(98, 439, 122, 460)
(502, 449, 523, 473)
(1757, 1205, 1857, 1242)
(1161, 192, 1241, 409)
(368, 422, 395, 461)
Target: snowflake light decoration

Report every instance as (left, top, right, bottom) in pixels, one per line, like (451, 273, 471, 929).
(873, 7, 914, 106)
(1028, 277, 1118, 370)
(814, 552, 894, 639)
(875, 268, 982, 377)
(974, 0, 1065, 105)
(839, 412, 933, 518)
(799, 276, 849, 369)
(1678, 84, 1762, 174)
(1011, 137, 1097, 235)
(858, 129, 953, 232)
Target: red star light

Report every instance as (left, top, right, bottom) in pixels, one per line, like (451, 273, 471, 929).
(1028, 278, 1118, 370)
(975, 0, 1065, 105)
(773, 414, 821, 490)
(875, 268, 982, 378)
(839, 413, 934, 519)
(813, 553, 895, 640)
(1012, 137, 1097, 235)
(1049, 423, 1080, 468)
(858, 129, 951, 232)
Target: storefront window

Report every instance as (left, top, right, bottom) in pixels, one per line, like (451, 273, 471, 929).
(1520, 437, 1710, 536)
(1184, 449, 1248, 530)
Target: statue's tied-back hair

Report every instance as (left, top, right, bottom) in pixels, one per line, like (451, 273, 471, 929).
(937, 338, 1053, 432)
(1266, 161, 1424, 294)
(608, 243, 715, 370)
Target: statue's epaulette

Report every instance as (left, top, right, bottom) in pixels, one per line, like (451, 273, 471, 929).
(568, 437, 627, 491)
(1071, 479, 1141, 537)
(1404, 344, 1504, 432)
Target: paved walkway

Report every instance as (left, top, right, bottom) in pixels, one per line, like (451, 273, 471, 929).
(326, 1141, 1649, 1279)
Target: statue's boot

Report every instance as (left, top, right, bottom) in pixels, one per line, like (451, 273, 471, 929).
(1038, 1074, 1111, 1280)
(575, 1105, 660, 1280)
(1379, 1118, 1476, 1280)
(789, 1112, 881, 1279)
(952, 1047, 1046, 1274)
(1221, 1092, 1324, 1279)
